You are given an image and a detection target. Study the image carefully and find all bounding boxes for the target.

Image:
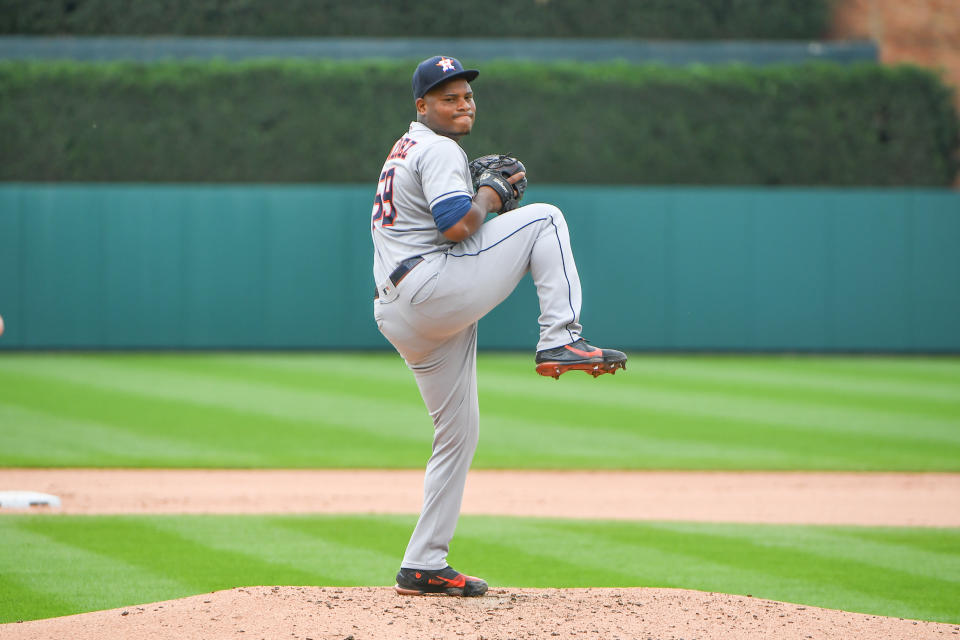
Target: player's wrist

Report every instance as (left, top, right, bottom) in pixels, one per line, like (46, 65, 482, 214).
(475, 185, 504, 214)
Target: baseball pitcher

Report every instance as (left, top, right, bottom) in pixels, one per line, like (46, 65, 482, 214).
(371, 55, 627, 597)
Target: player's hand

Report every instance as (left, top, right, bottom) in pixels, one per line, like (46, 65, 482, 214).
(476, 171, 524, 196)
(469, 155, 528, 214)
(496, 171, 526, 213)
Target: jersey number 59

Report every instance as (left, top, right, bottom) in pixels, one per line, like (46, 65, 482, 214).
(372, 168, 397, 227)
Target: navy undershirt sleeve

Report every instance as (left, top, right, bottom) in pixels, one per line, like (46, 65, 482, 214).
(431, 195, 473, 232)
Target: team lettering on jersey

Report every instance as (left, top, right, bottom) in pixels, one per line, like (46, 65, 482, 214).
(387, 137, 418, 161)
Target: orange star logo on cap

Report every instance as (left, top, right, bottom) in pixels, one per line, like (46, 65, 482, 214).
(436, 57, 456, 72)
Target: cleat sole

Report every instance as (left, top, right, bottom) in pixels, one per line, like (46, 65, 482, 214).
(395, 584, 426, 596)
(395, 581, 487, 597)
(395, 584, 467, 597)
(536, 359, 626, 379)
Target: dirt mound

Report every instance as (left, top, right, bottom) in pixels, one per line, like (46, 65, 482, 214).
(3, 586, 956, 640)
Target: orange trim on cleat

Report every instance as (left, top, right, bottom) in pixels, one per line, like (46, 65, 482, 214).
(427, 574, 466, 588)
(395, 566, 488, 597)
(564, 344, 603, 358)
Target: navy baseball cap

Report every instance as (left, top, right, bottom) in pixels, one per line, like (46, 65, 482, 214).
(412, 55, 479, 100)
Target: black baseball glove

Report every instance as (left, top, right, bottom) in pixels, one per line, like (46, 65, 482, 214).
(469, 154, 527, 214)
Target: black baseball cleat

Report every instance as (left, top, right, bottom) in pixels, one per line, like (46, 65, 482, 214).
(395, 566, 488, 597)
(535, 338, 627, 379)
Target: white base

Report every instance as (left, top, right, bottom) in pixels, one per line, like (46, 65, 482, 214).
(0, 491, 61, 509)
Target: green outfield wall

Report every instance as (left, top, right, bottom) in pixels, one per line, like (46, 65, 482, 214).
(0, 185, 957, 352)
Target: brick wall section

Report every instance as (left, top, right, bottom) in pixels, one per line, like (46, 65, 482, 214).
(830, 0, 960, 106)
(830, 0, 960, 185)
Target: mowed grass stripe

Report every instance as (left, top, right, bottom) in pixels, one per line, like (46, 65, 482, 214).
(605, 522, 958, 624)
(75, 352, 960, 410)
(771, 357, 960, 382)
(0, 356, 431, 441)
(0, 573, 76, 626)
(152, 516, 399, 584)
(477, 371, 957, 444)
(0, 374, 282, 466)
(0, 371, 431, 468)
(111, 353, 960, 469)
(480, 354, 960, 419)
(98, 352, 421, 401)
(0, 523, 193, 622)
(477, 364, 959, 444)
(0, 515, 413, 623)
(0, 366, 906, 471)
(214, 352, 960, 386)
(0, 354, 436, 444)
(102, 352, 960, 426)
(474, 363, 960, 469)
(51, 356, 832, 468)
(474, 382, 960, 470)
(477, 353, 960, 391)
(1, 515, 958, 624)
(714, 525, 960, 584)
(473, 408, 870, 470)
(0, 353, 957, 470)
(0, 404, 241, 467)
(476, 413, 944, 470)
(616, 359, 960, 411)
(125, 352, 417, 386)
(622, 356, 960, 403)
(455, 519, 955, 624)
(6, 353, 954, 435)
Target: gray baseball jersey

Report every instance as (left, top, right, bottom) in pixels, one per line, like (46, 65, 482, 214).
(372, 121, 584, 570)
(372, 122, 472, 287)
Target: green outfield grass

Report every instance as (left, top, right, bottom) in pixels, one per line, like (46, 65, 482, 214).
(1, 354, 959, 626)
(0, 353, 958, 470)
(0, 514, 958, 624)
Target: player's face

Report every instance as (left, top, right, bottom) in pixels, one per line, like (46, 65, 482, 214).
(417, 79, 476, 140)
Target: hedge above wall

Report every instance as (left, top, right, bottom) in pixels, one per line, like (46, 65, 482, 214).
(1, 60, 957, 186)
(1, 0, 830, 39)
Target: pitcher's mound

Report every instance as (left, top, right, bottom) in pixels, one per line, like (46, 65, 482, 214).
(3, 586, 954, 640)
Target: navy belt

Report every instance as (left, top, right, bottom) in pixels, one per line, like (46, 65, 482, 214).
(374, 256, 424, 299)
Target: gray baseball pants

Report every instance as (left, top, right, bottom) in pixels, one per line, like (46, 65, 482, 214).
(373, 202, 583, 570)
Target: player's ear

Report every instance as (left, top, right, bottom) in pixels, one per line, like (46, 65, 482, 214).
(415, 97, 427, 116)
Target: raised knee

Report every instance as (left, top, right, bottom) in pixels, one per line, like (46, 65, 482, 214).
(526, 202, 563, 219)
(515, 202, 565, 229)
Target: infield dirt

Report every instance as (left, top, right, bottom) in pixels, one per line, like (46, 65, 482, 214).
(1, 468, 958, 526)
